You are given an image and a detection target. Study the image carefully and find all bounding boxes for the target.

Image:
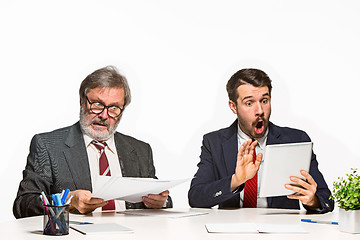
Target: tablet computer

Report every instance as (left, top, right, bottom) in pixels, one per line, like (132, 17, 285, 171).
(259, 142, 313, 198)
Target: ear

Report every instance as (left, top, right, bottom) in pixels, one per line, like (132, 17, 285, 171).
(228, 100, 237, 115)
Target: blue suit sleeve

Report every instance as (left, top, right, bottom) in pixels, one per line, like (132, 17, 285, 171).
(188, 135, 241, 208)
(298, 132, 334, 213)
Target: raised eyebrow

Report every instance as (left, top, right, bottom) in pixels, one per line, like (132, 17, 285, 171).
(241, 95, 253, 101)
(242, 93, 270, 102)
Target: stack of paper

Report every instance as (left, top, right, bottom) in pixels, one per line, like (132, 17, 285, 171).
(71, 223, 133, 235)
(121, 209, 208, 218)
(205, 223, 308, 234)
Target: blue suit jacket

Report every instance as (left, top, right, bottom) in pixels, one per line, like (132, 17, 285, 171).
(188, 120, 334, 213)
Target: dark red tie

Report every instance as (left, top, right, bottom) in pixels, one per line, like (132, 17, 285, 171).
(92, 141, 115, 211)
(243, 144, 257, 208)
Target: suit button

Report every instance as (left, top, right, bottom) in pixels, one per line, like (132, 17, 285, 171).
(214, 191, 222, 197)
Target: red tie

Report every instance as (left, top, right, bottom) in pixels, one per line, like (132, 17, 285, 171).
(92, 141, 115, 211)
(243, 144, 257, 208)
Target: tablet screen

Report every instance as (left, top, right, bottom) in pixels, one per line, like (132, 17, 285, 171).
(259, 142, 313, 198)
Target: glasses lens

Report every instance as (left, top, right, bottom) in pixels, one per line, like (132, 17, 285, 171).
(90, 102, 105, 114)
(108, 106, 121, 118)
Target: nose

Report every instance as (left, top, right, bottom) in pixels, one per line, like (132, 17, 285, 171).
(255, 102, 264, 116)
(98, 108, 109, 119)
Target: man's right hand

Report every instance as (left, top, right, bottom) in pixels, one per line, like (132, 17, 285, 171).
(68, 190, 108, 214)
(230, 139, 262, 191)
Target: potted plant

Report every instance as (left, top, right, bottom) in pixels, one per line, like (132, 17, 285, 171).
(332, 168, 360, 233)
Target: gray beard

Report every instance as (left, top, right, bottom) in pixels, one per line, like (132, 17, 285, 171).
(79, 106, 121, 141)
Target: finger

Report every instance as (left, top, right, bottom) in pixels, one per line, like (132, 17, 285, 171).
(142, 196, 165, 209)
(245, 139, 253, 154)
(250, 140, 258, 148)
(88, 197, 107, 205)
(255, 153, 263, 168)
(75, 200, 109, 214)
(286, 193, 302, 200)
(160, 190, 170, 197)
(301, 170, 316, 185)
(238, 140, 251, 157)
(248, 140, 258, 156)
(237, 144, 245, 160)
(289, 176, 311, 190)
(285, 184, 308, 196)
(147, 193, 168, 202)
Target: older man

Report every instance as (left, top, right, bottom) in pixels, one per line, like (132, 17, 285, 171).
(13, 66, 171, 218)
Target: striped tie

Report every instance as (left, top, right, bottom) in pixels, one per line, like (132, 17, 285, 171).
(243, 144, 257, 208)
(92, 141, 115, 211)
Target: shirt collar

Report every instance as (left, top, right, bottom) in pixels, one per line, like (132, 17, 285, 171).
(83, 134, 116, 154)
(237, 124, 268, 150)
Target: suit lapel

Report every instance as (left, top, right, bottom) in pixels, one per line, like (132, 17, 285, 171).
(266, 122, 281, 145)
(114, 133, 138, 177)
(223, 121, 239, 175)
(63, 122, 92, 191)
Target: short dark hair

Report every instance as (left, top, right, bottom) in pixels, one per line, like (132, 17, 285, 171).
(226, 68, 272, 103)
(79, 66, 131, 108)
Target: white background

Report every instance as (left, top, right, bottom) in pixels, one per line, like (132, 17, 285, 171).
(1, 0, 359, 223)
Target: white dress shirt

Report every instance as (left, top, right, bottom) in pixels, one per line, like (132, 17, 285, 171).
(237, 125, 268, 208)
(83, 134, 126, 211)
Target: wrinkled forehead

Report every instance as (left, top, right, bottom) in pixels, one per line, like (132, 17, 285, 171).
(237, 84, 270, 101)
(87, 87, 125, 106)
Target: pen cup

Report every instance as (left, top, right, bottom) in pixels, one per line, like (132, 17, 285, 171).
(43, 204, 70, 235)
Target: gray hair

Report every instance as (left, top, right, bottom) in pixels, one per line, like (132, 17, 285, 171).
(79, 66, 131, 108)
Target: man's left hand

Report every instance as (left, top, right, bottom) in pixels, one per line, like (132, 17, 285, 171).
(142, 190, 169, 209)
(285, 170, 320, 208)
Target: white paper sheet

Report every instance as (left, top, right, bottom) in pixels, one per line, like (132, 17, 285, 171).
(205, 223, 308, 234)
(92, 177, 189, 202)
(206, 223, 258, 233)
(70, 223, 133, 235)
(120, 209, 208, 218)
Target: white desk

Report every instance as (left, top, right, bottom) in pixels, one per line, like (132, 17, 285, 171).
(3, 208, 358, 239)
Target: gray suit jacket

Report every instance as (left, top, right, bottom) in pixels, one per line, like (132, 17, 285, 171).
(13, 122, 172, 218)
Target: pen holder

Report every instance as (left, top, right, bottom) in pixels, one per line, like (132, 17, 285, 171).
(43, 204, 70, 235)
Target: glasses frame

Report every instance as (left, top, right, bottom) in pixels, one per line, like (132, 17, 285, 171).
(85, 96, 124, 118)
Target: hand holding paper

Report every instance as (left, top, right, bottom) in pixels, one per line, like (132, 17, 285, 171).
(142, 190, 169, 209)
(92, 177, 188, 203)
(69, 190, 108, 214)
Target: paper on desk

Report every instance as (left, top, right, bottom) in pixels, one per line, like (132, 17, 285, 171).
(92, 177, 188, 202)
(205, 223, 308, 234)
(71, 223, 133, 235)
(121, 209, 208, 218)
(206, 223, 258, 233)
(258, 224, 308, 233)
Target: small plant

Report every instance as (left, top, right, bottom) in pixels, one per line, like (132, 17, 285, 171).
(331, 168, 360, 211)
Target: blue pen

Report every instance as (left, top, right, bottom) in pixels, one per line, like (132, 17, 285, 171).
(61, 189, 70, 205)
(69, 221, 94, 225)
(60, 189, 65, 199)
(55, 193, 62, 206)
(52, 194, 58, 205)
(301, 219, 338, 225)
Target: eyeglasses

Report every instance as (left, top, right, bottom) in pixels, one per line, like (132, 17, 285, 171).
(85, 96, 124, 118)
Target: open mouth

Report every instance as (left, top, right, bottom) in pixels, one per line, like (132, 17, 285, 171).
(254, 119, 264, 135)
(91, 120, 109, 130)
